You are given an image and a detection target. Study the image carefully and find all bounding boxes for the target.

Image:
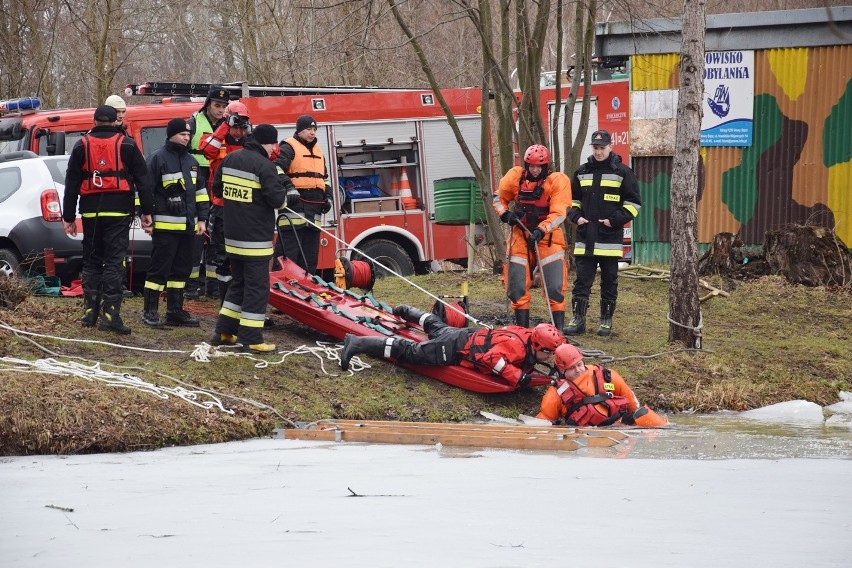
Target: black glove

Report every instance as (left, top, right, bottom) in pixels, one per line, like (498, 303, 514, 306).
(226, 114, 240, 127)
(527, 227, 545, 249)
(500, 210, 521, 226)
(285, 190, 300, 208)
(518, 372, 532, 388)
(320, 197, 332, 214)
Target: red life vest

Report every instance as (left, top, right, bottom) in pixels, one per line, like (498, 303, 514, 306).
(460, 327, 532, 372)
(556, 366, 631, 427)
(515, 177, 550, 231)
(80, 133, 130, 195)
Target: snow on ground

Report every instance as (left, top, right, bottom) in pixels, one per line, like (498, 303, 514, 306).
(2, 401, 852, 568)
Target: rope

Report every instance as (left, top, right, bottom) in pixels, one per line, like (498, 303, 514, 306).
(0, 319, 187, 354)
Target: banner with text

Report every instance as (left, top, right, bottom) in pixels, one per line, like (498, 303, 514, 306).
(701, 50, 754, 147)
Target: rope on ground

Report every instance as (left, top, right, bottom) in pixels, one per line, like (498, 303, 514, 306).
(565, 338, 711, 363)
(0, 356, 234, 414)
(188, 340, 371, 376)
(0, 319, 187, 354)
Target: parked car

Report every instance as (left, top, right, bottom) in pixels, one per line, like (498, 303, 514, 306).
(0, 151, 152, 286)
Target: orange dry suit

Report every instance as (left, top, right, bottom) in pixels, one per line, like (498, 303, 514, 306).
(493, 166, 571, 311)
(537, 364, 639, 426)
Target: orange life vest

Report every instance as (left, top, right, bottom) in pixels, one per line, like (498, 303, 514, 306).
(285, 136, 326, 191)
(80, 133, 130, 195)
(556, 366, 631, 426)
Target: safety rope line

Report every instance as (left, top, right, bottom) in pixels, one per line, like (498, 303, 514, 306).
(189, 340, 372, 375)
(0, 319, 187, 354)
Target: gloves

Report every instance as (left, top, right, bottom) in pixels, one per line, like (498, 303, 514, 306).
(518, 373, 532, 388)
(527, 227, 545, 249)
(500, 210, 522, 226)
(286, 190, 301, 208)
(226, 114, 240, 127)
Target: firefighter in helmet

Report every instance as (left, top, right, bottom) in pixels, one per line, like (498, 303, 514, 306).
(198, 100, 252, 302)
(493, 144, 571, 330)
(536, 344, 668, 427)
(340, 304, 566, 390)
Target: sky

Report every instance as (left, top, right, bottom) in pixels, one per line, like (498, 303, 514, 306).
(2, 399, 851, 568)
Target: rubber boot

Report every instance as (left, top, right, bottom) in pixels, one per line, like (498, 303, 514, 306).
(563, 298, 588, 336)
(551, 310, 565, 332)
(141, 288, 163, 328)
(210, 333, 238, 346)
(392, 304, 429, 324)
(514, 309, 530, 328)
(80, 292, 100, 327)
(165, 289, 200, 327)
(340, 334, 391, 371)
(244, 342, 276, 353)
(597, 300, 616, 337)
(98, 295, 131, 335)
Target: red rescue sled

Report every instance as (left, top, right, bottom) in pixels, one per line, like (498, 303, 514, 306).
(267, 257, 553, 394)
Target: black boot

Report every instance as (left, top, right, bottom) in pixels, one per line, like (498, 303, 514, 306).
(340, 334, 391, 371)
(392, 304, 428, 324)
(597, 300, 616, 337)
(80, 292, 100, 327)
(141, 288, 163, 328)
(551, 310, 565, 331)
(98, 295, 131, 335)
(514, 309, 530, 328)
(563, 298, 588, 336)
(165, 289, 200, 327)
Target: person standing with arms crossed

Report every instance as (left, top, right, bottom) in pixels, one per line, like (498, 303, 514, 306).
(564, 130, 641, 337)
(493, 144, 572, 330)
(275, 114, 332, 275)
(62, 105, 153, 334)
(140, 119, 208, 328)
(210, 124, 287, 353)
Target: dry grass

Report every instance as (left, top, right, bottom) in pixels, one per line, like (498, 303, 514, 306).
(1, 268, 850, 455)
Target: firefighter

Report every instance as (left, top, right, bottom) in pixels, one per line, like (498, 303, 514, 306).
(339, 304, 566, 389)
(62, 105, 153, 334)
(186, 85, 229, 299)
(493, 144, 572, 330)
(536, 344, 667, 427)
(140, 118, 208, 328)
(564, 130, 641, 337)
(210, 124, 288, 353)
(275, 114, 332, 275)
(197, 100, 251, 302)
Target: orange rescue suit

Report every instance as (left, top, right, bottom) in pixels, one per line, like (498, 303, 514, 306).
(537, 364, 638, 426)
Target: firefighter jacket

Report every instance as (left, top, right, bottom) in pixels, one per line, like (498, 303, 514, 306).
(188, 111, 220, 168)
(199, 120, 246, 207)
(276, 135, 330, 223)
(567, 152, 641, 257)
(457, 325, 537, 386)
(494, 166, 572, 239)
(147, 140, 207, 233)
(536, 364, 639, 426)
(211, 139, 288, 260)
(63, 125, 153, 222)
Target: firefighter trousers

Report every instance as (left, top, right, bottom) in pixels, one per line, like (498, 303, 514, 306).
(277, 221, 321, 275)
(214, 256, 270, 345)
(144, 231, 194, 290)
(208, 205, 231, 282)
(572, 255, 619, 302)
(504, 226, 568, 312)
(394, 322, 475, 366)
(81, 215, 131, 298)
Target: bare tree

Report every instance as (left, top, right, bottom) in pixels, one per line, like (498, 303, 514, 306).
(668, 0, 705, 348)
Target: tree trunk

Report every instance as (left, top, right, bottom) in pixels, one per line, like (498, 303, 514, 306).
(668, 0, 705, 348)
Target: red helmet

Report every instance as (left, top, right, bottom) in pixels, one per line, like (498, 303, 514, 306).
(554, 344, 583, 372)
(227, 101, 249, 119)
(531, 323, 565, 353)
(524, 144, 550, 166)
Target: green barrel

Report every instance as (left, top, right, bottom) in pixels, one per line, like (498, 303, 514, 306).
(433, 177, 488, 225)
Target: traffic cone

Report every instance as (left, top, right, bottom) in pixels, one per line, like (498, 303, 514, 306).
(392, 168, 418, 209)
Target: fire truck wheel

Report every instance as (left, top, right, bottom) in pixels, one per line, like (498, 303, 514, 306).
(357, 239, 415, 278)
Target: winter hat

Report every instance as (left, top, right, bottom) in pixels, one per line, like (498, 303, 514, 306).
(93, 105, 118, 123)
(166, 118, 191, 139)
(253, 124, 279, 145)
(589, 130, 612, 146)
(104, 95, 127, 110)
(295, 115, 317, 133)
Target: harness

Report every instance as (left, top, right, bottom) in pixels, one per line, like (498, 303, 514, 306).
(515, 176, 550, 232)
(80, 133, 130, 195)
(556, 366, 630, 426)
(461, 328, 533, 372)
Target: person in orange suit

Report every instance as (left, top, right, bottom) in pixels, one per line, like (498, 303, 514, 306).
(493, 144, 571, 330)
(537, 344, 668, 427)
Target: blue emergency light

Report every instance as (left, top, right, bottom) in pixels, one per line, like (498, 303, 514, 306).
(0, 97, 42, 113)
